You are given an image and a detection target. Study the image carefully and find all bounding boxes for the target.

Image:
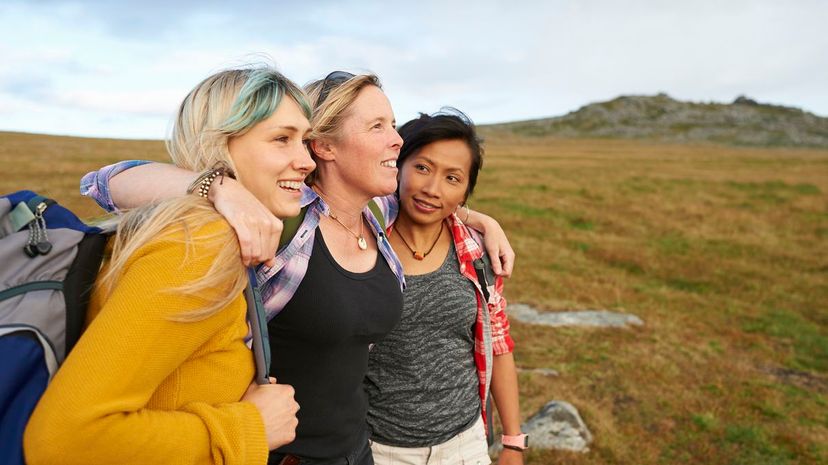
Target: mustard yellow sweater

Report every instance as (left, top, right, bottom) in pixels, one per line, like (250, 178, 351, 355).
(24, 220, 268, 465)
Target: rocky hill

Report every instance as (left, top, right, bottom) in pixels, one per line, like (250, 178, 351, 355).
(485, 94, 828, 147)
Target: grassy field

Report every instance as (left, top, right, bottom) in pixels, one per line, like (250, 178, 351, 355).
(3, 130, 827, 464)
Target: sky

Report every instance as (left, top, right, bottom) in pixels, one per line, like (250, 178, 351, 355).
(1, 0, 826, 139)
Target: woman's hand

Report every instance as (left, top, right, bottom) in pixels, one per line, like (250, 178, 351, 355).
(209, 178, 283, 267)
(104, 163, 284, 266)
(465, 209, 515, 277)
(482, 221, 515, 278)
(242, 378, 300, 450)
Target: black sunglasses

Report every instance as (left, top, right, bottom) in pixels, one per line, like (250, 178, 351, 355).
(315, 70, 355, 108)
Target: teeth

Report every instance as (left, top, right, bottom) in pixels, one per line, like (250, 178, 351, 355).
(381, 160, 397, 168)
(277, 181, 303, 191)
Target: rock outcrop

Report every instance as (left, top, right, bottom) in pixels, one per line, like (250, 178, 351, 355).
(485, 93, 828, 147)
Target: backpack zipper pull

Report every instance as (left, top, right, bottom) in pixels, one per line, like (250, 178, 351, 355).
(34, 201, 53, 255)
(24, 200, 53, 257)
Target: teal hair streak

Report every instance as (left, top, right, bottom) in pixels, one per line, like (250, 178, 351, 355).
(221, 68, 312, 135)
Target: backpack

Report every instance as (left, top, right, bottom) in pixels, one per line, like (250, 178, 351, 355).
(0, 191, 109, 464)
(0, 190, 270, 465)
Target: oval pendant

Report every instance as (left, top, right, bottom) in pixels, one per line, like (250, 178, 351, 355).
(357, 236, 368, 250)
(413, 251, 425, 260)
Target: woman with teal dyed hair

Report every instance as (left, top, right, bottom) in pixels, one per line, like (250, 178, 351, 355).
(23, 65, 312, 465)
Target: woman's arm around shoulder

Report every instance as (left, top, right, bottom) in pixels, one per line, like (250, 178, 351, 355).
(82, 161, 282, 267)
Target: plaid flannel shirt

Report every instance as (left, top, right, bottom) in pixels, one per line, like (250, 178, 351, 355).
(80, 161, 406, 321)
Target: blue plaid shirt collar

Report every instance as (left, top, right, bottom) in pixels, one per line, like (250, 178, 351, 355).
(256, 185, 405, 320)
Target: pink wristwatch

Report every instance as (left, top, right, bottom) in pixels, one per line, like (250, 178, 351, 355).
(501, 433, 529, 451)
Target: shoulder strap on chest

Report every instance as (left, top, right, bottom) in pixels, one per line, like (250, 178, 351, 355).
(278, 205, 308, 250)
(367, 199, 385, 231)
(466, 227, 494, 302)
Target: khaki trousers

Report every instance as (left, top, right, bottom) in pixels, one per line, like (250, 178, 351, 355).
(371, 417, 492, 465)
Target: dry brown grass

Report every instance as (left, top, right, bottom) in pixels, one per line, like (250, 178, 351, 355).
(1, 131, 167, 218)
(3, 130, 826, 464)
(476, 135, 828, 464)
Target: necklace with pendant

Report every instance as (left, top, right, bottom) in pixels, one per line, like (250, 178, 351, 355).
(313, 186, 368, 251)
(330, 211, 368, 250)
(396, 223, 444, 260)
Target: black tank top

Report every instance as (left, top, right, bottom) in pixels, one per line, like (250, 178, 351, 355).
(268, 228, 403, 459)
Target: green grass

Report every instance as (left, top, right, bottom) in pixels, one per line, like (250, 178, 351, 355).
(743, 309, 828, 372)
(654, 232, 690, 255)
(721, 424, 796, 465)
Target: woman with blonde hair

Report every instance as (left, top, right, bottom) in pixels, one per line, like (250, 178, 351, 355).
(23, 65, 311, 465)
(80, 70, 514, 465)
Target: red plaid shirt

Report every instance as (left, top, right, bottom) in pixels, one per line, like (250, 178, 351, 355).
(387, 211, 515, 431)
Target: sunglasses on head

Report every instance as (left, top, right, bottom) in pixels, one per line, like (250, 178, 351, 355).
(315, 70, 355, 108)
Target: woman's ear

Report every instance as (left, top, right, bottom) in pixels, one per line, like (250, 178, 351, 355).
(310, 139, 336, 161)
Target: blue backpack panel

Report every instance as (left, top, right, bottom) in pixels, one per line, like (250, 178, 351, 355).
(0, 191, 108, 465)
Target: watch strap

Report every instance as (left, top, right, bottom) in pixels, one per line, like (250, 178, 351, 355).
(501, 433, 529, 450)
(503, 444, 526, 452)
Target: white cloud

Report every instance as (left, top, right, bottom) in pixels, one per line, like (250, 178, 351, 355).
(52, 89, 181, 116)
(0, 0, 826, 138)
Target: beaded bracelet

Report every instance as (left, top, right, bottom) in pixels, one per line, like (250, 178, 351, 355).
(187, 161, 235, 198)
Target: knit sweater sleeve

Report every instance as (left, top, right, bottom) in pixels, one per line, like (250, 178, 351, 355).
(23, 220, 268, 465)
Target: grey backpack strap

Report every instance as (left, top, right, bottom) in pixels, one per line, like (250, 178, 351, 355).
(63, 233, 109, 354)
(367, 199, 386, 231)
(469, 230, 496, 444)
(244, 268, 271, 385)
(278, 206, 308, 251)
(475, 254, 495, 445)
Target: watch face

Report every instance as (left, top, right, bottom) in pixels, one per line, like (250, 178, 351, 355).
(523, 435, 529, 447)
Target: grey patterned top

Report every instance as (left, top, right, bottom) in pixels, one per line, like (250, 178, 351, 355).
(365, 241, 480, 447)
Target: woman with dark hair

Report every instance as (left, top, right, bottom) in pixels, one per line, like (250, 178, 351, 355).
(365, 109, 525, 465)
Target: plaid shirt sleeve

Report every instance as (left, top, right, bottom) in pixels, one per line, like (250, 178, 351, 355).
(80, 160, 153, 212)
(451, 214, 515, 355)
(489, 274, 515, 355)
